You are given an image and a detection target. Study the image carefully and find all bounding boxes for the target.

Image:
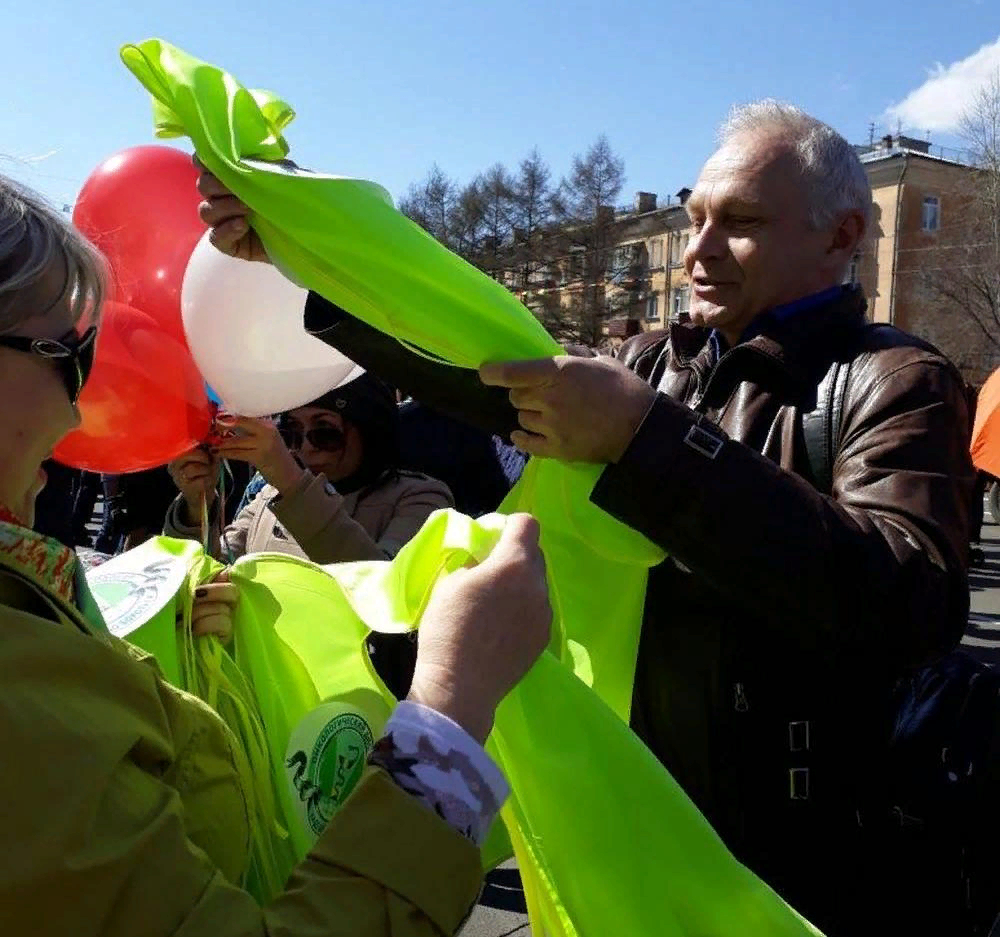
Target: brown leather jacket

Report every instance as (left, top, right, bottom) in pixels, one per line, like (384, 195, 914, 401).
(590, 286, 974, 927)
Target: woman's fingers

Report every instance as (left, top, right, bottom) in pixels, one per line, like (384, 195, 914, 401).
(189, 578, 239, 640)
(195, 581, 239, 606)
(190, 607, 233, 640)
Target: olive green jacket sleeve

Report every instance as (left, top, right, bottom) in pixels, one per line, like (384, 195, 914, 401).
(0, 580, 482, 937)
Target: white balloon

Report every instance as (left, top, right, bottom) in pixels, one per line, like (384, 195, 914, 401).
(181, 232, 359, 417)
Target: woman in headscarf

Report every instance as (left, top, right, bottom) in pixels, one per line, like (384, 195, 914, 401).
(165, 372, 453, 564)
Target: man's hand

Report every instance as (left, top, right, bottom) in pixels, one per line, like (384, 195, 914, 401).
(479, 355, 657, 463)
(408, 514, 552, 743)
(212, 416, 305, 495)
(195, 158, 272, 263)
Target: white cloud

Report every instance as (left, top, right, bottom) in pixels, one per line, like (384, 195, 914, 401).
(886, 36, 1000, 133)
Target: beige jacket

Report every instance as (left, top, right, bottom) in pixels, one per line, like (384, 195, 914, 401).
(165, 470, 453, 564)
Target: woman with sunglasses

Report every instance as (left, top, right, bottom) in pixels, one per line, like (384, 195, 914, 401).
(0, 173, 551, 936)
(165, 372, 453, 566)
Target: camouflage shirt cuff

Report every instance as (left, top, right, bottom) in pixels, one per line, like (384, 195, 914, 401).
(369, 701, 510, 845)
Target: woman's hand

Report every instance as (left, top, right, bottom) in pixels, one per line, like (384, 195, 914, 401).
(407, 514, 552, 744)
(189, 569, 239, 641)
(168, 447, 219, 525)
(213, 416, 305, 495)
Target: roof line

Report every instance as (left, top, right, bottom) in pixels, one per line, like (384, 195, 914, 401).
(858, 147, 972, 168)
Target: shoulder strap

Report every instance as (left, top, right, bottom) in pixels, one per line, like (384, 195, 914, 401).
(802, 359, 852, 495)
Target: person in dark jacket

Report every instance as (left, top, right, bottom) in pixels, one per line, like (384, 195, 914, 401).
(32, 460, 83, 546)
(193, 101, 975, 937)
(398, 398, 524, 517)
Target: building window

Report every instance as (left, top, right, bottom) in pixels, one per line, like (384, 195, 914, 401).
(922, 196, 940, 232)
(646, 293, 660, 320)
(565, 247, 585, 282)
(612, 243, 645, 282)
(650, 238, 663, 268)
(671, 233, 690, 266)
(671, 286, 690, 320)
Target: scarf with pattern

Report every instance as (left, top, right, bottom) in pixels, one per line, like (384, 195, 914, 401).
(0, 505, 77, 605)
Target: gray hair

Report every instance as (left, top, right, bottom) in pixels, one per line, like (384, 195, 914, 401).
(0, 173, 106, 335)
(719, 99, 872, 232)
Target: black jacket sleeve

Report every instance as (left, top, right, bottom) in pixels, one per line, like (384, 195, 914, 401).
(304, 293, 518, 438)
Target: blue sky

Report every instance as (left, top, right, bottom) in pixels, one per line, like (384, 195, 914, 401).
(4, 0, 1000, 212)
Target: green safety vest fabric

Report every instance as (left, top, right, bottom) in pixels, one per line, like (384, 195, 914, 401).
(90, 522, 819, 936)
(113, 40, 822, 935)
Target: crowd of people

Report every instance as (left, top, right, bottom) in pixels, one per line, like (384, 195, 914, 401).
(0, 98, 989, 936)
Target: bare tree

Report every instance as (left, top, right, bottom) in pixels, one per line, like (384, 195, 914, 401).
(400, 165, 511, 270)
(545, 136, 628, 346)
(476, 164, 515, 279)
(398, 138, 636, 348)
(399, 165, 458, 249)
(449, 178, 487, 261)
(915, 72, 1000, 378)
(509, 149, 553, 293)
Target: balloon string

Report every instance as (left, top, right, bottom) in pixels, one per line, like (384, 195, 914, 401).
(200, 490, 209, 553)
(217, 461, 234, 564)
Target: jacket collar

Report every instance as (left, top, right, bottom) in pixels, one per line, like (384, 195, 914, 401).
(668, 286, 869, 397)
(0, 518, 76, 606)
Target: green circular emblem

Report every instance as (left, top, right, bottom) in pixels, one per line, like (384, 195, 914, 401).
(285, 706, 375, 836)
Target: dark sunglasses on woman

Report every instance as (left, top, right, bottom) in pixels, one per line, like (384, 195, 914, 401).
(0, 326, 97, 404)
(278, 424, 346, 453)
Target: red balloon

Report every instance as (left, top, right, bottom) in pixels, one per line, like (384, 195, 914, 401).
(53, 302, 211, 473)
(73, 146, 206, 346)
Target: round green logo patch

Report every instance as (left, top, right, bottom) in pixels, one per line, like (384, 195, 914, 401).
(285, 703, 375, 837)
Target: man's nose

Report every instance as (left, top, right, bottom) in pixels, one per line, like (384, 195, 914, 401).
(687, 221, 728, 266)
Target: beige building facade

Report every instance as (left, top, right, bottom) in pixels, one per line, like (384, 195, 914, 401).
(857, 135, 998, 383)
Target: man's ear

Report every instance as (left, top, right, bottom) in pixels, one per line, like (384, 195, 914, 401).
(828, 210, 865, 266)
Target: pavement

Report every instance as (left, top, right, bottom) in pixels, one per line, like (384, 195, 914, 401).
(962, 503, 1000, 665)
(461, 862, 530, 937)
(461, 499, 1000, 937)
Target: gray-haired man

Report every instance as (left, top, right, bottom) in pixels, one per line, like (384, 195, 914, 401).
(481, 101, 975, 934)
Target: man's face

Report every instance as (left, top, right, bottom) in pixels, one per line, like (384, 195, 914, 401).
(683, 133, 840, 342)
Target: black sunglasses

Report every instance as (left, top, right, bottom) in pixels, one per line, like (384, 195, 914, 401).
(279, 424, 346, 453)
(0, 326, 97, 404)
